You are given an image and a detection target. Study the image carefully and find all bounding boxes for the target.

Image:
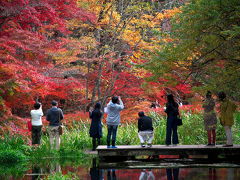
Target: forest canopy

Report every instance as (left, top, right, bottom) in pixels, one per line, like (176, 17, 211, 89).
(146, 0, 240, 100)
(0, 0, 239, 122)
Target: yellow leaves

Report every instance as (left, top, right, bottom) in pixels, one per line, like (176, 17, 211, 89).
(78, 36, 97, 48)
(142, 14, 153, 20)
(122, 30, 141, 46)
(164, 8, 182, 19)
(132, 68, 148, 79)
(155, 13, 164, 21)
(99, 10, 121, 26)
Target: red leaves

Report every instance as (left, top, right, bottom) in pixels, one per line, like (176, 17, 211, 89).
(0, 0, 96, 119)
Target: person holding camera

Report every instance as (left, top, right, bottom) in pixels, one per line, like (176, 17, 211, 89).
(105, 96, 124, 148)
(30, 102, 43, 147)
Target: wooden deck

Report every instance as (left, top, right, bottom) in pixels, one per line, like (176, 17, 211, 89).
(97, 145, 240, 161)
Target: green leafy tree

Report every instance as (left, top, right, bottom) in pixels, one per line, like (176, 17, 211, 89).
(146, 0, 240, 99)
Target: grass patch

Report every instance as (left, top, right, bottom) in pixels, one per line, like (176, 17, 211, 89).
(0, 111, 239, 161)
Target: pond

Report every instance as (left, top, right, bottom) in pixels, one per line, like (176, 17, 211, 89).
(1, 157, 240, 180)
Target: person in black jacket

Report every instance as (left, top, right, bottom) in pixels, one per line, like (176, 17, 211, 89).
(89, 102, 103, 151)
(138, 111, 154, 147)
(165, 94, 179, 146)
(46, 100, 64, 150)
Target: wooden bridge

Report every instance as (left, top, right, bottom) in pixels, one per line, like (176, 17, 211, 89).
(97, 145, 240, 161)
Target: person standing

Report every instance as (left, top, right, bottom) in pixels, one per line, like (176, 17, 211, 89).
(202, 91, 217, 146)
(218, 92, 237, 147)
(89, 102, 103, 151)
(138, 111, 154, 148)
(165, 94, 179, 146)
(46, 100, 64, 150)
(105, 96, 124, 148)
(30, 102, 43, 147)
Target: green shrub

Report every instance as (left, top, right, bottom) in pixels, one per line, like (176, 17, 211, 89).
(0, 150, 26, 163)
(45, 172, 77, 180)
(0, 162, 28, 178)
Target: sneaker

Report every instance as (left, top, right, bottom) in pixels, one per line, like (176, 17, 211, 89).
(111, 146, 117, 148)
(172, 144, 177, 146)
(107, 146, 111, 148)
(141, 143, 145, 148)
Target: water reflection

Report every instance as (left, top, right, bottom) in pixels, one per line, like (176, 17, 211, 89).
(2, 157, 240, 179)
(90, 158, 103, 180)
(107, 169, 117, 180)
(139, 169, 155, 180)
(227, 168, 234, 180)
(31, 165, 41, 180)
(49, 161, 61, 174)
(166, 168, 179, 180)
(208, 168, 216, 180)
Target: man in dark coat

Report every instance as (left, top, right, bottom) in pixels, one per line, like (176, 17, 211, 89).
(46, 100, 64, 150)
(138, 111, 154, 147)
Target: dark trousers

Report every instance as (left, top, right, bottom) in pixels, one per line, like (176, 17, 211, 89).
(166, 117, 179, 145)
(107, 125, 118, 146)
(92, 138, 101, 151)
(32, 125, 42, 145)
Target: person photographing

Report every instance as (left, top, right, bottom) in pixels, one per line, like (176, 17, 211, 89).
(105, 96, 124, 148)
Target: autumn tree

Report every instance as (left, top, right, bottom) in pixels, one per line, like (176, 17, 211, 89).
(69, 0, 188, 110)
(0, 0, 95, 117)
(145, 0, 240, 99)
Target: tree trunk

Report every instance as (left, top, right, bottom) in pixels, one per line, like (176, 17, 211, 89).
(91, 60, 104, 104)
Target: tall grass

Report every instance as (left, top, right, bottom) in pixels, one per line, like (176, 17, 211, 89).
(104, 111, 239, 145)
(0, 112, 239, 161)
(26, 111, 240, 155)
(45, 172, 78, 180)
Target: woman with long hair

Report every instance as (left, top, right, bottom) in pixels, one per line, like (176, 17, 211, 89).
(89, 102, 103, 150)
(165, 94, 179, 146)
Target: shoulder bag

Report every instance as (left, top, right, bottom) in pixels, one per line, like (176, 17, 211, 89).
(27, 120, 32, 131)
(176, 116, 183, 126)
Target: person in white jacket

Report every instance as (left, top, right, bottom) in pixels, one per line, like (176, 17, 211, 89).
(105, 96, 124, 148)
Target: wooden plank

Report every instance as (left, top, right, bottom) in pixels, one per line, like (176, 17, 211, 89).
(99, 161, 240, 169)
(97, 145, 240, 158)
